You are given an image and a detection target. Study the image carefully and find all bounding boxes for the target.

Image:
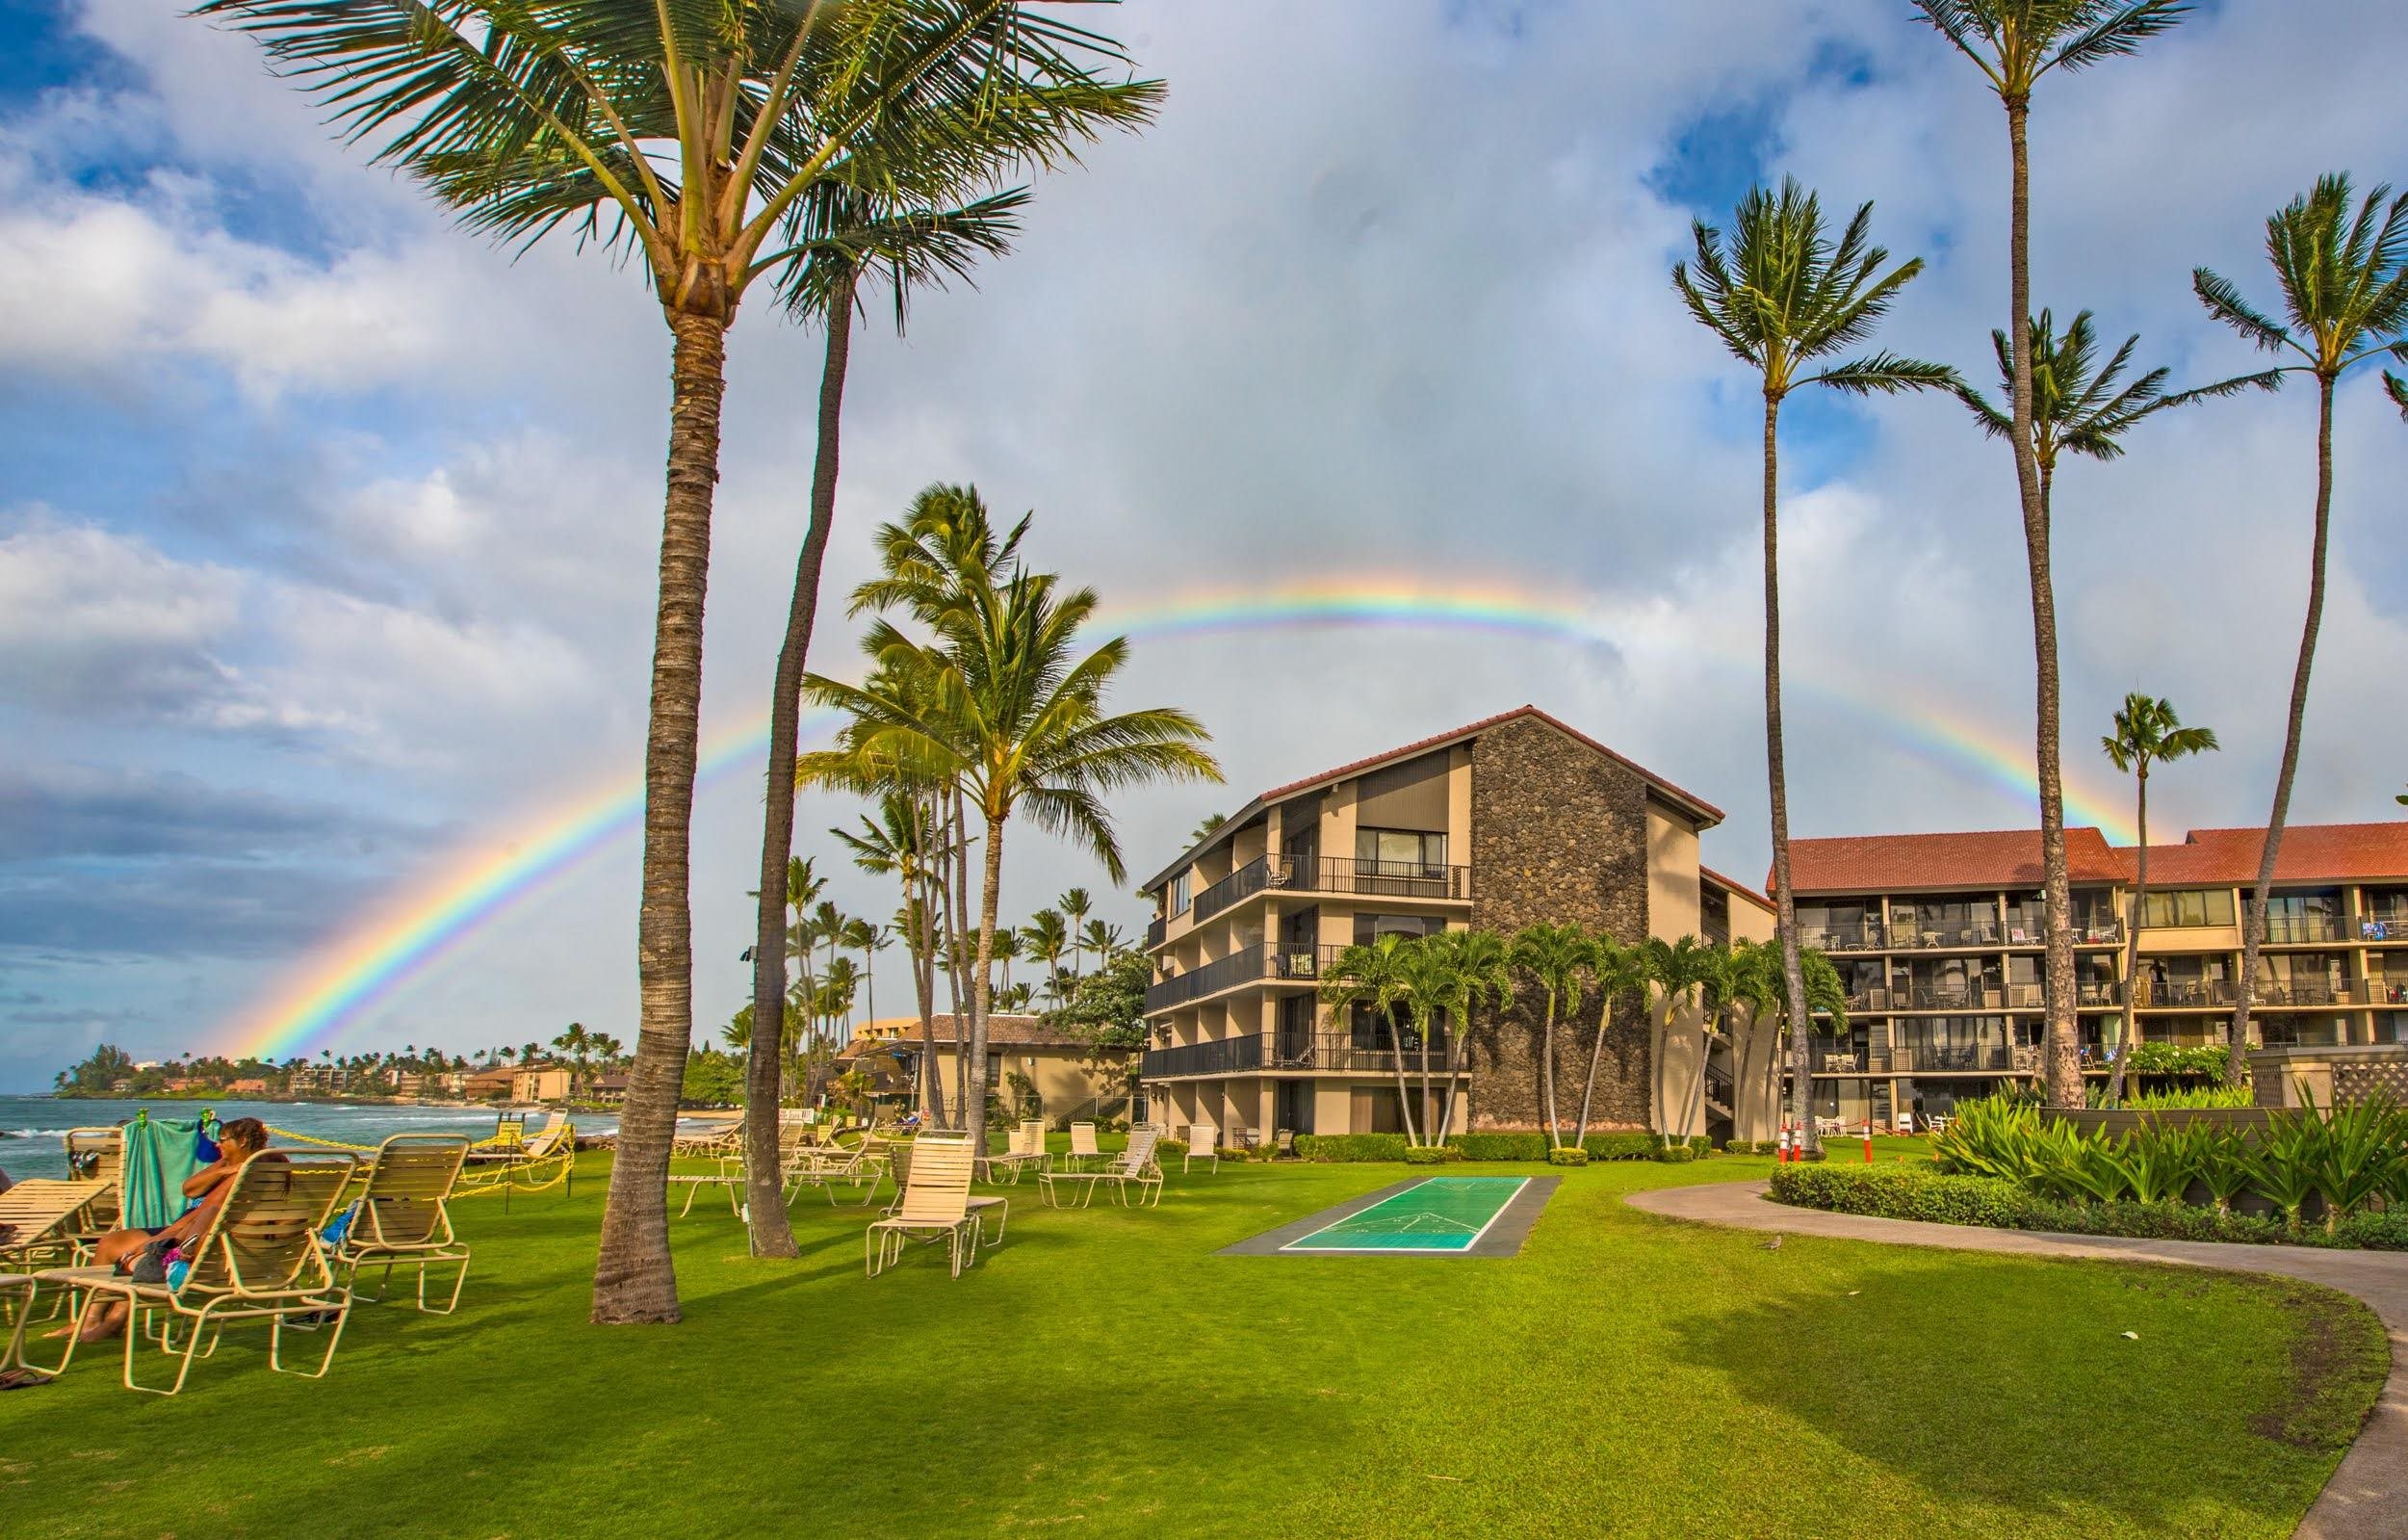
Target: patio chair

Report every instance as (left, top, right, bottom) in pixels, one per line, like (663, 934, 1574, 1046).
(1892, 1109, 1916, 1135)
(14, 1153, 355, 1396)
(974, 1121, 1046, 1186)
(0, 1179, 115, 1273)
(335, 1135, 471, 1314)
(786, 1130, 888, 1207)
(670, 1112, 744, 1160)
(1042, 1128, 1165, 1210)
(458, 1114, 576, 1195)
(63, 1129, 124, 1232)
(1066, 1121, 1102, 1171)
(1184, 1122, 1220, 1174)
(866, 1139, 982, 1279)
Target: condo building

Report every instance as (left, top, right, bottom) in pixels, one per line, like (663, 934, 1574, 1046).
(1137, 707, 1772, 1141)
(1786, 822, 2408, 1128)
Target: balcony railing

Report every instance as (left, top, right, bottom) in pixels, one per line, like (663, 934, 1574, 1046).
(2133, 979, 2238, 1008)
(1145, 915, 1166, 951)
(1810, 1042, 2031, 1075)
(1190, 852, 1471, 924)
(1800, 923, 1887, 952)
(1144, 943, 1345, 1013)
(1142, 1030, 1458, 1079)
(2263, 915, 2343, 945)
(2361, 911, 2408, 940)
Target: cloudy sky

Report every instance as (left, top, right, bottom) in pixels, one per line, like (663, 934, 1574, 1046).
(4, 0, 2405, 1092)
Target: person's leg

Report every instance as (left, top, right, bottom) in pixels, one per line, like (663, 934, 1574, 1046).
(42, 1230, 148, 1342)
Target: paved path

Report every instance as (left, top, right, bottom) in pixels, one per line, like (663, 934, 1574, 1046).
(1627, 1181, 2408, 1540)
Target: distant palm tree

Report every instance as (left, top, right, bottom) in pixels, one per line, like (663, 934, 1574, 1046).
(1079, 919, 1125, 966)
(2195, 173, 2408, 1078)
(833, 792, 948, 1125)
(2099, 694, 2219, 1106)
(1673, 177, 1951, 1149)
(1188, 812, 1228, 845)
(1059, 888, 1096, 976)
(1319, 934, 1420, 1144)
(1574, 938, 1649, 1144)
(1022, 910, 1071, 999)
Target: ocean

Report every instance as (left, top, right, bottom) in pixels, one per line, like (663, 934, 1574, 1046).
(0, 1095, 620, 1181)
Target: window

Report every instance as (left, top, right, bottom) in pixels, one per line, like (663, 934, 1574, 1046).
(1353, 913, 1438, 947)
(1355, 827, 1445, 874)
(1170, 872, 1192, 916)
(2138, 888, 2235, 928)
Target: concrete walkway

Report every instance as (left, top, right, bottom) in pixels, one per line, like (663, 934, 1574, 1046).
(1627, 1181, 2408, 1540)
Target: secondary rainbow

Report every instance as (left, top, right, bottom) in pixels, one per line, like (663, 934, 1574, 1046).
(225, 579, 2135, 1060)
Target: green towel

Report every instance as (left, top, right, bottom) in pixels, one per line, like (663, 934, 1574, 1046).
(121, 1113, 213, 1229)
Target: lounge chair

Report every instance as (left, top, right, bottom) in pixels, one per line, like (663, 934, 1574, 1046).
(457, 1114, 575, 1197)
(334, 1135, 471, 1314)
(1065, 1121, 1102, 1171)
(1, 1178, 115, 1272)
(976, 1120, 1047, 1185)
(1040, 1128, 1164, 1210)
(785, 1130, 888, 1207)
(867, 1139, 982, 1279)
(13, 1154, 355, 1396)
(671, 1112, 745, 1160)
(1184, 1122, 1220, 1174)
(63, 1129, 124, 1233)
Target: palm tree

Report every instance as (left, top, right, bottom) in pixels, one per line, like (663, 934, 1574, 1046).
(1672, 178, 1951, 1149)
(1428, 927, 1514, 1141)
(1079, 918, 1125, 967)
(1319, 933, 1420, 1144)
(807, 502, 1221, 1153)
(1574, 937, 1649, 1144)
(2195, 174, 2408, 1079)
(1059, 887, 1095, 977)
(1911, 1, 2187, 1116)
(1022, 909, 1071, 996)
(1510, 923, 1592, 1147)
(2099, 693, 2219, 1106)
(1637, 936, 1715, 1147)
(832, 792, 948, 1125)
(198, 0, 1165, 1327)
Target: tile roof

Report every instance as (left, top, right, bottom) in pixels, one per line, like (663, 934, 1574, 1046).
(1141, 705, 1722, 893)
(1700, 865, 1775, 913)
(1781, 827, 2126, 894)
(1782, 821, 2408, 895)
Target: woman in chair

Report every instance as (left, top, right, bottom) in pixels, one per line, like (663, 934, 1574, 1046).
(51, 1117, 278, 1344)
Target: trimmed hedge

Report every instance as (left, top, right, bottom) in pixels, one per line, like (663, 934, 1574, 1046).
(1770, 1160, 2408, 1250)
(1291, 1134, 1410, 1163)
(1446, 1133, 1550, 1162)
(1547, 1147, 1590, 1166)
(1403, 1145, 1450, 1165)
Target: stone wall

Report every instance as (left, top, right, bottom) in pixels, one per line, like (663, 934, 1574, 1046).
(1466, 715, 1654, 1130)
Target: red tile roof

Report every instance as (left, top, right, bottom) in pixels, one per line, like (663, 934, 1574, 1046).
(1782, 821, 2408, 895)
(1700, 865, 1775, 913)
(1782, 827, 2127, 895)
(1143, 705, 1722, 893)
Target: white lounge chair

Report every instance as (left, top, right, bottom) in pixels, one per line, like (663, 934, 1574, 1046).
(1184, 1122, 1220, 1174)
(867, 1139, 982, 1279)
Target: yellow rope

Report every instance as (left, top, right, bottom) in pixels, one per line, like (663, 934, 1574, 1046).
(261, 1124, 381, 1153)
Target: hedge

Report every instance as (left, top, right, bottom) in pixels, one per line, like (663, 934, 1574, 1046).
(1446, 1133, 1549, 1162)
(1769, 1160, 2408, 1250)
(1548, 1147, 1590, 1166)
(1288, 1131, 1707, 1164)
(1291, 1134, 1411, 1163)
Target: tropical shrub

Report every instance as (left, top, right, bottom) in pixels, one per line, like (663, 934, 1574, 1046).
(1580, 1134, 1664, 1162)
(1770, 1162, 2026, 1227)
(2125, 1041, 2231, 1080)
(1292, 1134, 1411, 1163)
(2088, 1082, 2254, 1109)
(1447, 1133, 1550, 1162)
(2301, 1093, 2408, 1232)
(1547, 1147, 1590, 1166)
(1652, 1144, 1697, 1164)
(1403, 1145, 1449, 1165)
(2013, 1199, 2288, 1246)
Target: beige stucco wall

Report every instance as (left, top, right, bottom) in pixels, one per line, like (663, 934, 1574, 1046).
(1646, 803, 1702, 942)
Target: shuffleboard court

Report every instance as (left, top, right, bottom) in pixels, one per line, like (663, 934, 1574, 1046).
(1220, 1175, 1559, 1258)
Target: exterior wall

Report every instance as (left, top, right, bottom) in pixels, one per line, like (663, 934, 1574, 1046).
(915, 1046, 1130, 1123)
(1646, 806, 1703, 943)
(1465, 715, 1653, 1131)
(1723, 891, 1776, 944)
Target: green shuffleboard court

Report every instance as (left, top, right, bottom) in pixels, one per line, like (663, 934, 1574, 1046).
(1281, 1176, 1532, 1254)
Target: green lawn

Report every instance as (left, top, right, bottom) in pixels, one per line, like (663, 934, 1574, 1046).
(2, 1150, 2386, 1538)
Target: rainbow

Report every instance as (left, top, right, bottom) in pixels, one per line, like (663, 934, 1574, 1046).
(224, 578, 2136, 1061)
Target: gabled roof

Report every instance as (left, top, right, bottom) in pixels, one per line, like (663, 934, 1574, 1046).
(1141, 705, 1722, 893)
(1782, 827, 2126, 895)
(2125, 823, 2408, 886)
(1701, 865, 1775, 914)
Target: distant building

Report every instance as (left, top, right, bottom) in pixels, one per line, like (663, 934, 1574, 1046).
(464, 1065, 516, 1100)
(226, 1078, 269, 1095)
(512, 1065, 572, 1103)
(841, 1015, 1133, 1125)
(589, 1073, 630, 1105)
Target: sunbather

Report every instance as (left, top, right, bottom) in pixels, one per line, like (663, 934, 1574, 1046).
(53, 1118, 276, 1344)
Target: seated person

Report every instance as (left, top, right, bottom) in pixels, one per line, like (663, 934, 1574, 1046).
(52, 1117, 279, 1344)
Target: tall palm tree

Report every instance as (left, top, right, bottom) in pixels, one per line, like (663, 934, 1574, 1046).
(807, 509, 1220, 1154)
(1079, 918, 1125, 967)
(1391, 936, 1461, 1146)
(197, 0, 1164, 1327)
(1022, 910, 1071, 998)
(1911, 0, 2187, 1115)
(1428, 927, 1515, 1141)
(1059, 887, 1096, 976)
(1574, 936, 1648, 1144)
(1637, 936, 1716, 1146)
(1511, 923, 1592, 1147)
(827, 780, 952, 1124)
(1319, 933, 1420, 1144)
(2099, 693, 2219, 1106)
(2195, 174, 2408, 1079)
(1672, 178, 1951, 1149)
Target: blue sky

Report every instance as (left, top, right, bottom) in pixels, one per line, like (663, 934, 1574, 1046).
(4, 0, 2407, 1092)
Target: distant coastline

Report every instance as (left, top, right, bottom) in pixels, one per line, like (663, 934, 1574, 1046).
(44, 1090, 499, 1109)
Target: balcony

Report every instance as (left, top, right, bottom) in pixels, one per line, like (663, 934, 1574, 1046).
(1189, 852, 1471, 925)
(2253, 979, 2357, 1007)
(1145, 915, 1166, 951)
(1800, 923, 1887, 952)
(2263, 915, 2343, 945)
(1144, 942, 1345, 1013)
(1141, 1030, 1459, 1080)
(1890, 922, 2004, 949)
(2360, 911, 2408, 941)
(2133, 979, 2238, 1008)
(1811, 1042, 2031, 1075)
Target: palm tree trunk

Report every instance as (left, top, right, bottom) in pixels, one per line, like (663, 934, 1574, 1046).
(1417, 1012, 1435, 1146)
(1763, 392, 1819, 1154)
(1575, 995, 1612, 1143)
(966, 812, 1006, 1156)
(1541, 990, 1561, 1148)
(947, 791, 974, 1123)
(592, 305, 728, 1326)
(2232, 373, 2336, 1083)
(1388, 1010, 1421, 1145)
(914, 877, 945, 1124)
(2003, 95, 2081, 1111)
(2106, 769, 2149, 1107)
(741, 280, 855, 1259)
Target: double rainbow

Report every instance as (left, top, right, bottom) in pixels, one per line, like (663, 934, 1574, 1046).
(228, 579, 2135, 1062)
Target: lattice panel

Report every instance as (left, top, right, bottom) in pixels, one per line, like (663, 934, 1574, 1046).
(2333, 1060, 2408, 1105)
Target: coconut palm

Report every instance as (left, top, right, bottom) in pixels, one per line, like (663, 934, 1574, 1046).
(1637, 936, 1718, 1147)
(2194, 174, 2408, 1077)
(1059, 887, 1096, 977)
(807, 512, 1220, 1154)
(196, 0, 1166, 1326)
(1512, 922, 1595, 1147)
(1022, 909, 1071, 998)
(1573, 937, 1648, 1144)
(1080, 918, 1126, 966)
(1390, 936, 1462, 1145)
(1319, 933, 1421, 1144)
(2099, 694, 2219, 1106)
(1428, 927, 1515, 1141)
(1672, 178, 1950, 1149)
(1910, 1, 2187, 1115)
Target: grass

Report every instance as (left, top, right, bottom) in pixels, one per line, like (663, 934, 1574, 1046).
(1, 1149, 2387, 1538)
